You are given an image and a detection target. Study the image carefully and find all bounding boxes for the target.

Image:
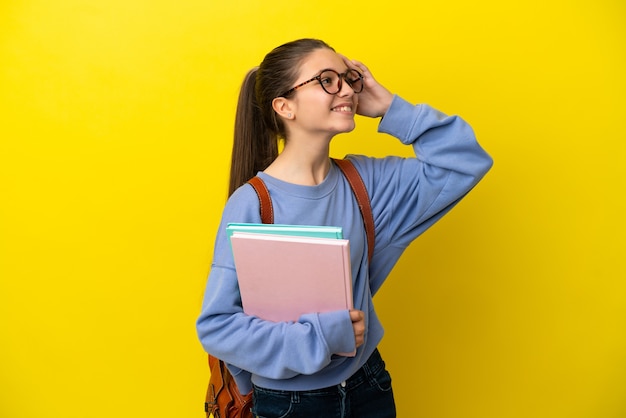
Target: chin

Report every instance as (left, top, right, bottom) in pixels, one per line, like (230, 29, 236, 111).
(333, 121, 356, 134)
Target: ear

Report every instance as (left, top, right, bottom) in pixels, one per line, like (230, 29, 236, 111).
(272, 97, 294, 120)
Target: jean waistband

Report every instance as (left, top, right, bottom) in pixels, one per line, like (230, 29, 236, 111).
(253, 348, 385, 396)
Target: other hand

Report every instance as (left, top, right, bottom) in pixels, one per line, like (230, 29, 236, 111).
(350, 309, 366, 348)
(342, 55, 394, 119)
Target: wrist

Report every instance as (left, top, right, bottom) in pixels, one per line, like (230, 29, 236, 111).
(377, 93, 394, 118)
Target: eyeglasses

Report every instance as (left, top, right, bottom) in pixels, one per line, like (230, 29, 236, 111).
(281, 68, 364, 97)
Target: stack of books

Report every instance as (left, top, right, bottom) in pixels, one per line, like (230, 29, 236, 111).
(227, 222, 354, 326)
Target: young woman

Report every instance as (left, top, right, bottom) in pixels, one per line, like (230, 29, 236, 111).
(197, 38, 493, 417)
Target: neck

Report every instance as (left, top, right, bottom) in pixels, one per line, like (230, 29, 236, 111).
(263, 134, 333, 186)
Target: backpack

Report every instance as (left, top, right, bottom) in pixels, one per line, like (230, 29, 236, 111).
(204, 158, 374, 418)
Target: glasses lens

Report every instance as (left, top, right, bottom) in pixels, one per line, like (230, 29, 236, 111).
(345, 69, 363, 93)
(317, 69, 363, 94)
(318, 70, 340, 94)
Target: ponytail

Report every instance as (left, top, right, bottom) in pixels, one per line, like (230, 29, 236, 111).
(228, 68, 278, 197)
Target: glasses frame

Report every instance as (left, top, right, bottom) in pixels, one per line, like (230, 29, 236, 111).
(280, 68, 364, 97)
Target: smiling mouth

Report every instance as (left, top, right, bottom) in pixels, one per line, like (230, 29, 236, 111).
(331, 106, 353, 112)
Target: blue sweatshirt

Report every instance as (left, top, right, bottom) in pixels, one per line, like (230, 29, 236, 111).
(196, 96, 493, 393)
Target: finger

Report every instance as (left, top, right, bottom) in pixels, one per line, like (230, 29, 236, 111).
(349, 310, 364, 322)
(348, 59, 369, 76)
(340, 54, 360, 71)
(340, 54, 368, 74)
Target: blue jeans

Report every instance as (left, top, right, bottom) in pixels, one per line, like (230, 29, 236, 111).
(251, 349, 396, 418)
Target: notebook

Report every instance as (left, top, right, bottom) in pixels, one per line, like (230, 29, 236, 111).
(230, 231, 354, 356)
(226, 223, 343, 239)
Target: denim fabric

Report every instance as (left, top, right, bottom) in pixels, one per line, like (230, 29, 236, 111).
(251, 349, 396, 418)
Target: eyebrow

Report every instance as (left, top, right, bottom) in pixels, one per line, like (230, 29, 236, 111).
(306, 67, 349, 78)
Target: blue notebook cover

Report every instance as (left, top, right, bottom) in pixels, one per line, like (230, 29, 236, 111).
(226, 223, 343, 239)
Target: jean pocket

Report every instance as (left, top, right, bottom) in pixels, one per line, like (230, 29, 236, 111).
(369, 364, 393, 392)
(252, 387, 294, 418)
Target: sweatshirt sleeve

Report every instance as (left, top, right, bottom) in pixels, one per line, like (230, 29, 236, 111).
(195, 187, 356, 386)
(352, 95, 493, 293)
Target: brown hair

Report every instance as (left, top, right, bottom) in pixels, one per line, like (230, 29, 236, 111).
(228, 39, 334, 196)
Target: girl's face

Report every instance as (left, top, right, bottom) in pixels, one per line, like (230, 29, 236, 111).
(287, 48, 359, 138)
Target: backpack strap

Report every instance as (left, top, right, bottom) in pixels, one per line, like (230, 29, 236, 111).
(247, 159, 374, 263)
(332, 158, 375, 264)
(248, 176, 273, 224)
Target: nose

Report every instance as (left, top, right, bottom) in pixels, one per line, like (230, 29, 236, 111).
(337, 76, 355, 97)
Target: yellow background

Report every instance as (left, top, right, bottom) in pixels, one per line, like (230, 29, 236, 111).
(1, 1, 625, 417)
